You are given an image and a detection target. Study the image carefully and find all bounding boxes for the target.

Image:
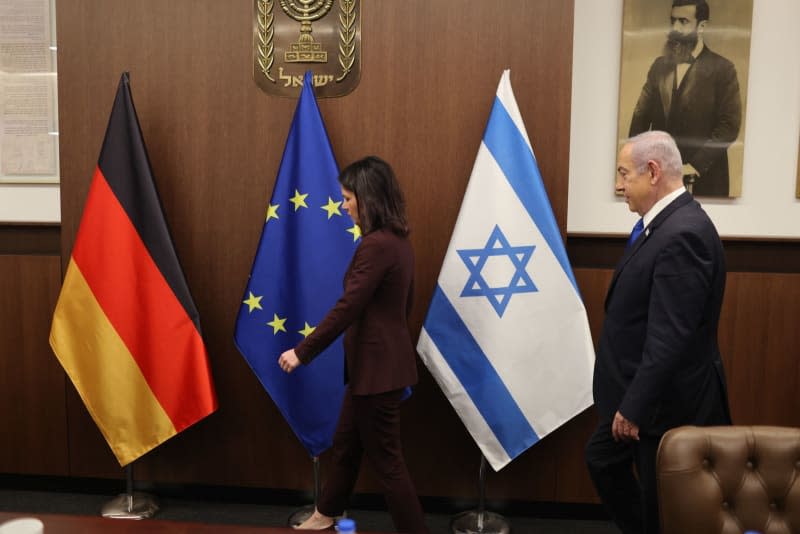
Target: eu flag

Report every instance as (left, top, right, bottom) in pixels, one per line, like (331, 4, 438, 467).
(235, 72, 357, 457)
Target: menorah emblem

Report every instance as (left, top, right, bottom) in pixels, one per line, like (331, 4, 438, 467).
(280, 0, 334, 63)
(253, 0, 360, 97)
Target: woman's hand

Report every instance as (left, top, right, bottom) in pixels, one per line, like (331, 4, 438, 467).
(278, 349, 301, 374)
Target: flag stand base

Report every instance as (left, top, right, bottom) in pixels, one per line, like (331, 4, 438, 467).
(100, 492, 159, 519)
(287, 503, 315, 527)
(101, 464, 158, 519)
(450, 510, 510, 534)
(450, 454, 510, 533)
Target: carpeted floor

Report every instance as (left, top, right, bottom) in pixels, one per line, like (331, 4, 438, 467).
(0, 486, 620, 533)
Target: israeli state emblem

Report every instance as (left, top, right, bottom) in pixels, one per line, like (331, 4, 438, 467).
(253, 0, 361, 98)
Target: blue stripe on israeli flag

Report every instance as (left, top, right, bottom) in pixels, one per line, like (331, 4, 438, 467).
(417, 70, 595, 471)
(483, 96, 579, 293)
(423, 285, 539, 459)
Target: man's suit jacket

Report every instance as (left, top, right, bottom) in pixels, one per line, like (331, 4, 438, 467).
(592, 192, 730, 436)
(629, 45, 742, 197)
(296, 229, 418, 395)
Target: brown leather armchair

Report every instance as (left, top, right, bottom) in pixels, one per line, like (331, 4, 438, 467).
(657, 425, 800, 534)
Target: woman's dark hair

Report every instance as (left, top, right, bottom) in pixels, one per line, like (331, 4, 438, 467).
(338, 156, 409, 236)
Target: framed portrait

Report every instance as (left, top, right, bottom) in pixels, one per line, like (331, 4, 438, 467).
(617, 0, 753, 198)
(569, 1, 800, 239)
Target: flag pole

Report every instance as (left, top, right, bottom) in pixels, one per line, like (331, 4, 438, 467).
(100, 463, 159, 519)
(287, 456, 322, 527)
(450, 454, 509, 534)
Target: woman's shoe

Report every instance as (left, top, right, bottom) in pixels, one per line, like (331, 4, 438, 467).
(292, 510, 335, 530)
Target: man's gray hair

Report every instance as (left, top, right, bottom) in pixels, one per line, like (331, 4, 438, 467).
(627, 131, 683, 178)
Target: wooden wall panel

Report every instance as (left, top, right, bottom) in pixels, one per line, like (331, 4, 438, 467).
(0, 255, 68, 475)
(54, 0, 582, 500)
(719, 272, 800, 426)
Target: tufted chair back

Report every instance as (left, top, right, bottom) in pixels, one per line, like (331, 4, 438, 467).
(657, 425, 800, 534)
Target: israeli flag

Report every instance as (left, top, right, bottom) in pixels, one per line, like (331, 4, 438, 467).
(417, 70, 595, 471)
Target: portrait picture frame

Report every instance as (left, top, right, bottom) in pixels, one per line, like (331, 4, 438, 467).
(616, 0, 754, 199)
(568, 0, 800, 240)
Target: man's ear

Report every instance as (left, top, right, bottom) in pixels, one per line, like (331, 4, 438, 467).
(697, 20, 708, 35)
(647, 160, 661, 184)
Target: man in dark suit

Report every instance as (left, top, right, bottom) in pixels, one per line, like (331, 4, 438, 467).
(586, 131, 731, 534)
(629, 0, 742, 197)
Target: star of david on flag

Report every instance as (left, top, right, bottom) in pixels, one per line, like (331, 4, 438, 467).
(417, 70, 595, 471)
(458, 225, 537, 317)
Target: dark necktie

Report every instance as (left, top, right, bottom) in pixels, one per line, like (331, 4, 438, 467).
(626, 218, 644, 249)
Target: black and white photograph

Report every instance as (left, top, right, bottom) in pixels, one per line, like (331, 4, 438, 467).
(617, 0, 753, 198)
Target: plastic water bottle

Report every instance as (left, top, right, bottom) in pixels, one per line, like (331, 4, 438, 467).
(336, 517, 357, 533)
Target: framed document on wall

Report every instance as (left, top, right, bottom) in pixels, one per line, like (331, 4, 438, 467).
(0, 0, 59, 184)
(617, 0, 753, 198)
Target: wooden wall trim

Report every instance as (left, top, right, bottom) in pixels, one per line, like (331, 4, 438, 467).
(0, 224, 60, 256)
(567, 236, 800, 273)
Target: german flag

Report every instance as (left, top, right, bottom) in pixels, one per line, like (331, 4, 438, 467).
(50, 73, 217, 466)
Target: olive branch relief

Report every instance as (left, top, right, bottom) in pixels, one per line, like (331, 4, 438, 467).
(337, 0, 356, 82)
(257, 0, 275, 82)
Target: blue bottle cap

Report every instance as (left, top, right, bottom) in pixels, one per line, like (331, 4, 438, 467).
(337, 517, 356, 532)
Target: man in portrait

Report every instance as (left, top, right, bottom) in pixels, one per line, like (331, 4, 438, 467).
(628, 0, 742, 197)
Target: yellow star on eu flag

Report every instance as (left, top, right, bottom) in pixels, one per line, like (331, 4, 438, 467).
(266, 313, 287, 334)
(298, 322, 316, 338)
(266, 203, 279, 222)
(242, 291, 263, 313)
(347, 224, 362, 241)
(321, 197, 342, 219)
(290, 189, 309, 211)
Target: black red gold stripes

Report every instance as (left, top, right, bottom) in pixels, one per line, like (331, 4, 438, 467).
(49, 73, 216, 466)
